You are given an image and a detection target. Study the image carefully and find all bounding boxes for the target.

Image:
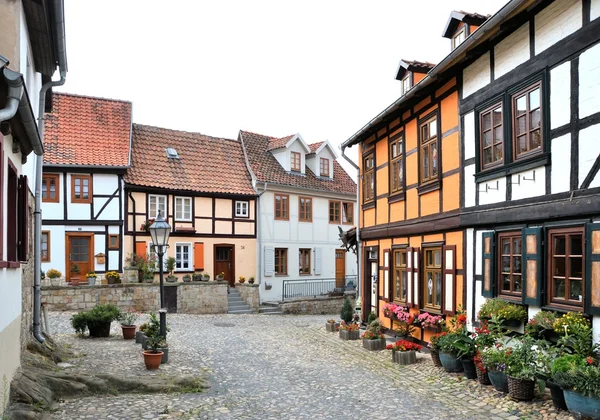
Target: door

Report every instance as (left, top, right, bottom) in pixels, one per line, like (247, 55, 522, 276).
(335, 249, 346, 288)
(370, 261, 378, 315)
(66, 234, 94, 283)
(214, 245, 235, 287)
(363, 248, 378, 321)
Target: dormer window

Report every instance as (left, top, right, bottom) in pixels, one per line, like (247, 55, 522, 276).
(291, 152, 301, 172)
(402, 75, 411, 95)
(452, 26, 466, 50)
(320, 157, 330, 177)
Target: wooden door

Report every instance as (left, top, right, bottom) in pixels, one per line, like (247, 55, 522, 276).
(335, 249, 345, 288)
(363, 248, 378, 322)
(66, 234, 94, 283)
(214, 245, 235, 287)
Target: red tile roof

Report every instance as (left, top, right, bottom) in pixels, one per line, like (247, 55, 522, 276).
(125, 124, 255, 196)
(266, 134, 296, 151)
(44, 93, 132, 167)
(307, 141, 325, 155)
(239, 130, 356, 196)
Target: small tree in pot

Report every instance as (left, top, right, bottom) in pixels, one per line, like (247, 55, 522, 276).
(165, 257, 177, 282)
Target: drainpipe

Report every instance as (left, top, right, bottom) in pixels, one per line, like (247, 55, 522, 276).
(129, 192, 136, 255)
(340, 145, 361, 301)
(256, 183, 267, 292)
(33, 0, 68, 343)
(0, 67, 24, 122)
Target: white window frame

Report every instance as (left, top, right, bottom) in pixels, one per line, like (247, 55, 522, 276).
(149, 194, 167, 218)
(175, 242, 192, 271)
(175, 196, 192, 221)
(452, 27, 466, 49)
(235, 201, 249, 218)
(402, 75, 411, 95)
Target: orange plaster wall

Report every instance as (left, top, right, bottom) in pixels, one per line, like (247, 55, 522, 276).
(376, 166, 388, 198)
(363, 208, 375, 227)
(375, 138, 388, 168)
(441, 93, 459, 133)
(418, 104, 438, 119)
(405, 153, 418, 186)
(389, 201, 405, 223)
(405, 119, 417, 151)
(442, 131, 460, 173)
(406, 188, 418, 220)
(435, 78, 456, 97)
(442, 173, 460, 212)
(423, 233, 444, 243)
(393, 237, 409, 246)
(420, 190, 440, 217)
(402, 110, 411, 121)
(445, 230, 464, 270)
(376, 198, 388, 225)
(414, 96, 431, 113)
(409, 236, 422, 249)
(413, 73, 426, 84)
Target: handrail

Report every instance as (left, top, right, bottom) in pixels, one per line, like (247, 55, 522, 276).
(282, 275, 357, 301)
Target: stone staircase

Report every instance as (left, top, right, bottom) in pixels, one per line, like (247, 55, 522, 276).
(227, 288, 253, 314)
(258, 302, 283, 315)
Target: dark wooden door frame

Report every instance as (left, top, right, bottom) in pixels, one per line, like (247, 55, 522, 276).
(213, 243, 235, 287)
(363, 245, 379, 322)
(65, 232, 94, 282)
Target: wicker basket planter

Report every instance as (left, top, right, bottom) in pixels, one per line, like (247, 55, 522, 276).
(461, 358, 477, 380)
(564, 390, 600, 419)
(339, 330, 360, 341)
(507, 376, 535, 401)
(392, 350, 417, 365)
(430, 351, 442, 367)
(488, 371, 509, 393)
(476, 366, 491, 385)
(325, 322, 340, 332)
(362, 338, 387, 351)
(439, 352, 463, 373)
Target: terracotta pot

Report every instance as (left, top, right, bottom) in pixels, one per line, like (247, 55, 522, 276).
(71, 277, 80, 286)
(121, 325, 136, 340)
(143, 351, 164, 370)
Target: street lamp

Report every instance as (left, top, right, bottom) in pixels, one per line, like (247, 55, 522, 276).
(148, 209, 170, 338)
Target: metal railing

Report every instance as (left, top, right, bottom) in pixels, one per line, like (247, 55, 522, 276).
(282, 275, 357, 301)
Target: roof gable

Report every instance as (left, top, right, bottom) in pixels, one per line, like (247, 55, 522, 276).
(307, 140, 338, 159)
(442, 10, 489, 39)
(395, 59, 436, 81)
(267, 133, 311, 153)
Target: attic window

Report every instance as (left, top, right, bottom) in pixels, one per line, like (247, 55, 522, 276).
(166, 148, 179, 159)
(452, 27, 466, 50)
(402, 75, 411, 95)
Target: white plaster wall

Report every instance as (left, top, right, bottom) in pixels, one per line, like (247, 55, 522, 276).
(511, 166, 546, 201)
(551, 134, 571, 194)
(466, 228, 474, 327)
(462, 52, 491, 98)
(93, 174, 119, 194)
(594, 316, 600, 345)
(534, 0, 582, 55)
(464, 164, 476, 207)
(477, 176, 506, 205)
(305, 155, 317, 176)
(94, 233, 106, 272)
(108, 225, 120, 234)
(592, 0, 600, 21)
(579, 42, 600, 119)
(108, 250, 119, 271)
(272, 149, 287, 172)
(550, 61, 571, 129)
(0, 269, 22, 332)
(494, 22, 530, 79)
(94, 197, 120, 221)
(41, 225, 66, 274)
(41, 172, 64, 220)
(528, 306, 542, 322)
(463, 111, 476, 160)
(579, 124, 600, 187)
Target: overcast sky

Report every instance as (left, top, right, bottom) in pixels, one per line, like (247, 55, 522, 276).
(58, 0, 507, 173)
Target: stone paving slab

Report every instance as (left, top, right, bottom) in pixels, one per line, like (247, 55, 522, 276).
(43, 313, 575, 420)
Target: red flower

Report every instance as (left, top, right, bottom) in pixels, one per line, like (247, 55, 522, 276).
(587, 356, 594, 365)
(457, 314, 467, 324)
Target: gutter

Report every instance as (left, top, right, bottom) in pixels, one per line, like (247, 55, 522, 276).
(0, 67, 24, 122)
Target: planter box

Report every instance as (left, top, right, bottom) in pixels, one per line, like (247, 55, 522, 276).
(362, 338, 386, 351)
(501, 319, 523, 328)
(439, 352, 463, 372)
(325, 322, 339, 332)
(488, 371, 509, 393)
(339, 330, 360, 340)
(392, 350, 417, 365)
(564, 390, 600, 419)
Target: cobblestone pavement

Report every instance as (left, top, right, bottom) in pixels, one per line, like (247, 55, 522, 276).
(44, 313, 575, 420)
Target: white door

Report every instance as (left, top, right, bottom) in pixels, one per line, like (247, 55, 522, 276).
(370, 261, 378, 314)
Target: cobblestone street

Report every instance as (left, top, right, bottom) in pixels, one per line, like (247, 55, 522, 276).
(44, 313, 574, 420)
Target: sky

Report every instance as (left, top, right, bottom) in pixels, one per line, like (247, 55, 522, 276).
(58, 0, 508, 173)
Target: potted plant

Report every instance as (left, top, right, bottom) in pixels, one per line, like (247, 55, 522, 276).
(553, 311, 591, 337)
(471, 322, 500, 384)
(182, 274, 192, 282)
(416, 312, 444, 332)
(505, 336, 548, 401)
(428, 332, 445, 367)
(338, 321, 360, 340)
(85, 271, 97, 286)
(554, 359, 600, 418)
(525, 310, 559, 341)
(192, 273, 202, 282)
(340, 297, 353, 323)
(216, 271, 225, 281)
(452, 332, 477, 379)
(47, 268, 62, 287)
(548, 354, 587, 411)
(136, 322, 149, 344)
(248, 276, 255, 284)
(141, 218, 155, 232)
(393, 308, 416, 340)
(118, 309, 139, 340)
(201, 272, 210, 281)
(362, 319, 386, 351)
(386, 339, 422, 365)
(480, 344, 511, 392)
(325, 319, 340, 332)
(477, 298, 527, 327)
(437, 331, 464, 372)
(238, 276, 246, 284)
(142, 312, 165, 369)
(165, 257, 177, 282)
(105, 271, 120, 285)
(71, 304, 122, 338)
(70, 264, 81, 286)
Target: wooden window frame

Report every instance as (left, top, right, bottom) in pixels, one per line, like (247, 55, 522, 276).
(274, 248, 288, 275)
(108, 234, 120, 250)
(342, 202, 354, 224)
(480, 102, 504, 169)
(299, 248, 311, 275)
(41, 231, 51, 262)
(291, 152, 301, 172)
(274, 194, 289, 220)
(512, 81, 543, 161)
(320, 157, 330, 177)
(389, 135, 404, 194)
(497, 231, 523, 300)
(174, 196, 192, 221)
(71, 175, 92, 204)
(547, 227, 585, 311)
(419, 116, 439, 186)
(362, 153, 375, 203)
(42, 173, 60, 203)
(298, 196, 312, 222)
(235, 201, 249, 218)
(149, 194, 167, 219)
(393, 248, 407, 304)
(452, 26, 467, 49)
(423, 246, 443, 313)
(174, 242, 192, 271)
(329, 200, 341, 224)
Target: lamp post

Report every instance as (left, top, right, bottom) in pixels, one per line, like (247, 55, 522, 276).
(148, 209, 170, 338)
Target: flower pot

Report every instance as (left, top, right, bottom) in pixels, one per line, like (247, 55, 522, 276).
(461, 358, 477, 379)
(393, 350, 417, 365)
(107, 277, 116, 285)
(488, 371, 509, 393)
(216, 275, 224, 281)
(325, 322, 339, 332)
(50, 278, 62, 287)
(183, 276, 191, 283)
(541, 329, 561, 344)
(121, 325, 136, 340)
(201, 276, 210, 282)
(546, 380, 568, 411)
(507, 376, 535, 401)
(476, 366, 491, 385)
(362, 338, 387, 351)
(439, 352, 463, 372)
(135, 331, 146, 344)
(430, 351, 443, 367)
(88, 277, 96, 286)
(339, 330, 360, 340)
(88, 321, 111, 338)
(143, 351, 164, 370)
(166, 276, 178, 283)
(144, 276, 154, 283)
(71, 277, 80, 286)
(564, 390, 600, 419)
(501, 319, 522, 328)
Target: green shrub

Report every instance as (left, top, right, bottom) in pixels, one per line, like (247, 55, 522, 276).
(367, 311, 377, 324)
(551, 354, 587, 375)
(340, 297, 353, 323)
(554, 365, 600, 398)
(71, 304, 122, 335)
(477, 298, 527, 322)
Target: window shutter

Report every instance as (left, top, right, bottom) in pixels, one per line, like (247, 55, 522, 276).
(194, 242, 204, 270)
(314, 248, 322, 275)
(18, 175, 29, 261)
(406, 247, 413, 307)
(135, 241, 146, 257)
(482, 232, 495, 298)
(521, 227, 543, 306)
(264, 246, 274, 276)
(383, 249, 390, 299)
(585, 223, 600, 315)
(442, 245, 456, 315)
(413, 247, 421, 309)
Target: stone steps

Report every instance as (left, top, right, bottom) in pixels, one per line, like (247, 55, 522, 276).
(227, 289, 253, 314)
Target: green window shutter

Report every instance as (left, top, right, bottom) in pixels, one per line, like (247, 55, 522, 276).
(585, 223, 600, 315)
(482, 232, 495, 298)
(521, 227, 543, 306)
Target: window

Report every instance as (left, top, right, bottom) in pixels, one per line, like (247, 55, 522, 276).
(274, 194, 289, 220)
(497, 232, 522, 298)
(329, 201, 340, 223)
(423, 247, 442, 312)
(175, 243, 192, 271)
(71, 175, 92, 203)
(548, 227, 584, 309)
(480, 103, 504, 169)
(298, 197, 312, 222)
(320, 158, 330, 177)
(166, 147, 179, 159)
(291, 152, 301, 172)
(512, 82, 543, 160)
(299, 248, 311, 274)
(452, 27, 466, 49)
(175, 197, 192, 221)
(402, 75, 411, 95)
(390, 136, 404, 193)
(363, 153, 374, 203)
(342, 202, 353, 224)
(41, 231, 50, 262)
(393, 249, 407, 303)
(275, 248, 288, 275)
(149, 195, 167, 218)
(420, 117, 438, 184)
(108, 234, 119, 250)
(42, 174, 59, 203)
(235, 201, 249, 218)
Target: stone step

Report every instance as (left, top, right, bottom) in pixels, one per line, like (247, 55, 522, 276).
(259, 310, 283, 315)
(228, 303, 251, 309)
(227, 309, 254, 314)
(227, 297, 245, 303)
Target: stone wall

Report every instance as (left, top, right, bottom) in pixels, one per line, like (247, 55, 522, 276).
(236, 283, 259, 310)
(280, 294, 356, 315)
(20, 190, 35, 355)
(178, 282, 228, 314)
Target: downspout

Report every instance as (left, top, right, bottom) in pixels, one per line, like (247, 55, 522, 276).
(129, 192, 136, 255)
(340, 145, 361, 301)
(256, 183, 267, 290)
(0, 67, 24, 122)
(34, 0, 68, 343)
